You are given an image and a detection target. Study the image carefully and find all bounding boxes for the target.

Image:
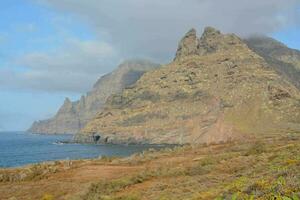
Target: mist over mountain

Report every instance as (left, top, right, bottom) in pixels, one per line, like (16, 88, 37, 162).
(28, 60, 159, 134)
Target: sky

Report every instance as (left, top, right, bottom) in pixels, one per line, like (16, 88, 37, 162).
(0, 0, 300, 131)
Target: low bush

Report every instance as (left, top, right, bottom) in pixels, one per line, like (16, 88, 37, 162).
(41, 194, 54, 200)
(244, 142, 266, 156)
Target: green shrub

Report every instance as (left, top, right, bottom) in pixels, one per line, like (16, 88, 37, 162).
(42, 194, 54, 200)
(199, 157, 217, 166)
(83, 170, 155, 200)
(244, 142, 266, 156)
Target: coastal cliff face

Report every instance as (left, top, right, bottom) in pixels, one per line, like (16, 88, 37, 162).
(78, 27, 300, 144)
(28, 60, 160, 134)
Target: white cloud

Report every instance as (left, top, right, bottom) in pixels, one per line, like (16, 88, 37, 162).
(2, 0, 299, 93)
(35, 0, 300, 61)
(19, 39, 115, 73)
(0, 38, 120, 93)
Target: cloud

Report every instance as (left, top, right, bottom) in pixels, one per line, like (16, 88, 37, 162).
(0, 38, 119, 93)
(35, 0, 300, 62)
(2, 0, 300, 93)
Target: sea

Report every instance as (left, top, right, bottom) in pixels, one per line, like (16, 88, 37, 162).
(0, 131, 165, 168)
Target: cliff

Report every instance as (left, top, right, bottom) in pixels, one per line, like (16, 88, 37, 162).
(245, 36, 300, 90)
(78, 27, 300, 144)
(28, 59, 160, 134)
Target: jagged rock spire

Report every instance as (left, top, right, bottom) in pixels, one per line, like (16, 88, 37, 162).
(201, 26, 221, 38)
(197, 26, 223, 55)
(58, 97, 74, 114)
(174, 26, 244, 61)
(174, 28, 199, 61)
(64, 97, 72, 104)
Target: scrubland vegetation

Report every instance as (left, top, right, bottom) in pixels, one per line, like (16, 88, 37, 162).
(1, 134, 299, 200)
(78, 134, 300, 200)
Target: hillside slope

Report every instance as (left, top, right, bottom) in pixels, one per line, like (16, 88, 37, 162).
(1, 134, 299, 200)
(28, 60, 160, 134)
(79, 27, 300, 144)
(245, 35, 300, 89)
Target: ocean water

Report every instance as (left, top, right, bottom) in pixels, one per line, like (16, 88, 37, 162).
(0, 132, 164, 168)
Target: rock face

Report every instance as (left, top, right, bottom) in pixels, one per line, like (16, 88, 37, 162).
(79, 27, 300, 144)
(245, 35, 300, 70)
(245, 36, 300, 89)
(175, 27, 232, 61)
(175, 28, 199, 60)
(28, 60, 160, 134)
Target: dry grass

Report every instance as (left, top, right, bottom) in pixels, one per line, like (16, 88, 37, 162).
(0, 134, 299, 200)
(76, 134, 300, 200)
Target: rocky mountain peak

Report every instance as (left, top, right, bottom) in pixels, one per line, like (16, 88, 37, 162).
(61, 98, 73, 109)
(184, 28, 197, 39)
(175, 26, 244, 61)
(174, 28, 199, 61)
(64, 97, 72, 104)
(80, 27, 300, 145)
(28, 59, 159, 134)
(58, 98, 73, 114)
(201, 26, 221, 38)
(80, 95, 85, 102)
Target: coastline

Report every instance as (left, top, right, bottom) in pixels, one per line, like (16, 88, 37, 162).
(0, 132, 172, 169)
(1, 134, 299, 200)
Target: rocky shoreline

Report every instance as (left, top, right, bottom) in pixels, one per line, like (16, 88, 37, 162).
(1, 134, 299, 200)
(73, 133, 163, 145)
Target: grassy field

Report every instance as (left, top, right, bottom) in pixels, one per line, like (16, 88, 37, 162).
(1, 133, 299, 200)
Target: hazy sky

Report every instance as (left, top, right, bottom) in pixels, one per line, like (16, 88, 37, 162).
(0, 0, 300, 131)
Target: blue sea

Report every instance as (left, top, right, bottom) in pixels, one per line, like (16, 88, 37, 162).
(0, 132, 164, 168)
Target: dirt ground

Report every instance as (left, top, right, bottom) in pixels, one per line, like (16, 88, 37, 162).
(0, 134, 299, 200)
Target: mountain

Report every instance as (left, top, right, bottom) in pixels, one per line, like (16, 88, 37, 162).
(245, 35, 300, 89)
(28, 60, 160, 134)
(77, 27, 300, 144)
